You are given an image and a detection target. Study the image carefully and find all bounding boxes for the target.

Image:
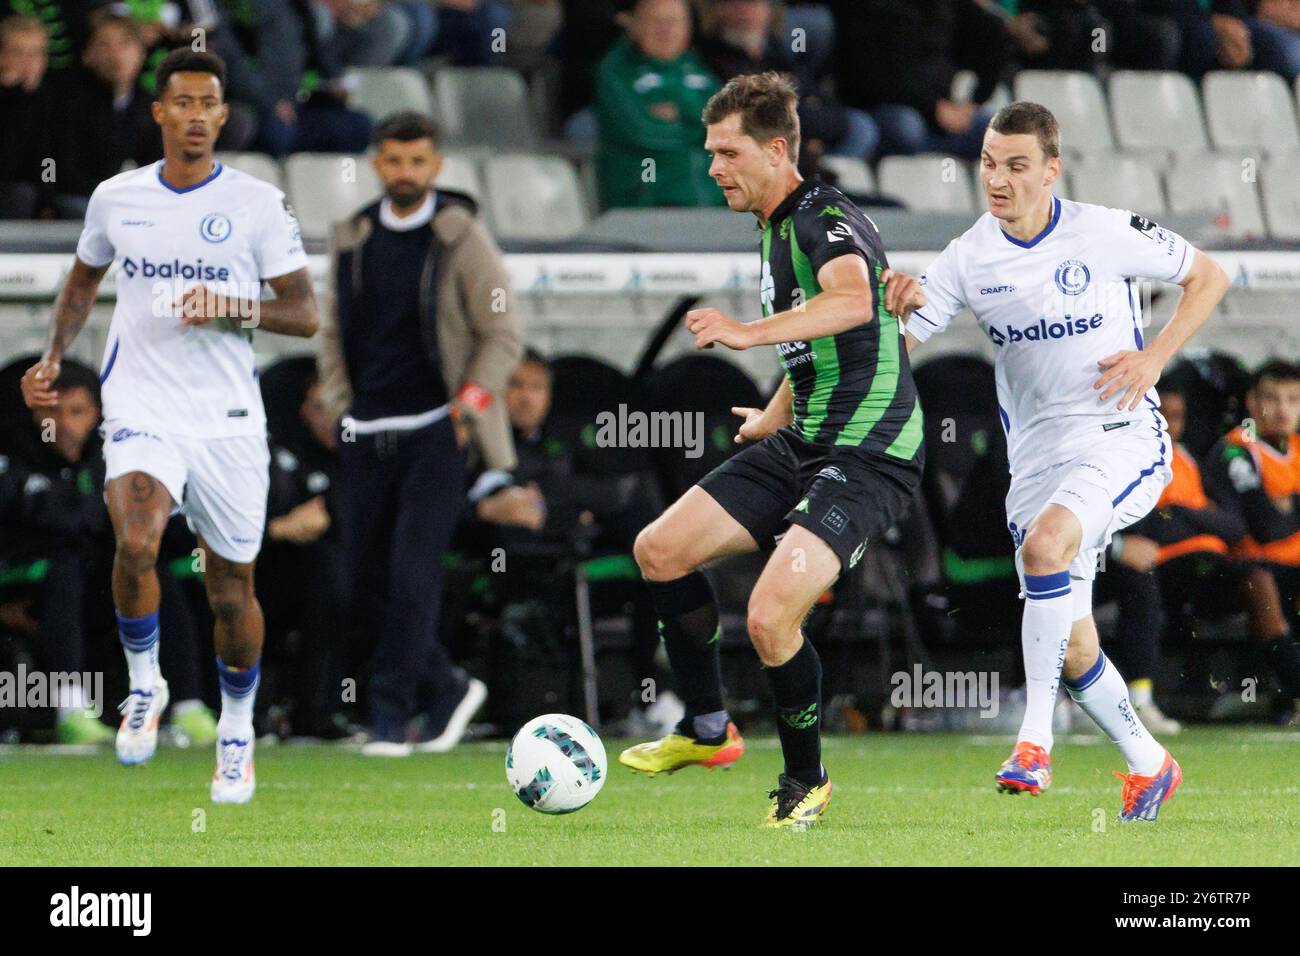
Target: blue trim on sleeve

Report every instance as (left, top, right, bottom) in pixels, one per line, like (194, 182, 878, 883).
(1166, 243, 1190, 283)
(1000, 196, 1061, 249)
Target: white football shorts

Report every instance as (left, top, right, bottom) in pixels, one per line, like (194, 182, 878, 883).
(101, 419, 270, 564)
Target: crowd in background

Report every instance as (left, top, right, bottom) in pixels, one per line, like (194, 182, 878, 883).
(3, 1, 1300, 215)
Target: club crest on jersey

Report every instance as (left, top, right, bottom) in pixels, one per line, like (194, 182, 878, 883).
(1054, 259, 1090, 295)
(199, 213, 232, 243)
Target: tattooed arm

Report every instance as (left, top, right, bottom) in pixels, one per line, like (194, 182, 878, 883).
(21, 258, 110, 408)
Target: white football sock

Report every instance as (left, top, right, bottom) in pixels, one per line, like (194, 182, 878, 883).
(124, 641, 160, 692)
(1017, 571, 1074, 752)
(1066, 652, 1165, 775)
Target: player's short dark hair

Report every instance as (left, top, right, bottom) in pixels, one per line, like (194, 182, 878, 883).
(989, 101, 1061, 159)
(373, 111, 440, 148)
(702, 71, 801, 165)
(154, 48, 226, 100)
(1250, 359, 1300, 391)
(53, 360, 101, 405)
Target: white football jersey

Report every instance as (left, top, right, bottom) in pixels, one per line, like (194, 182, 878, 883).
(907, 197, 1194, 477)
(77, 160, 308, 438)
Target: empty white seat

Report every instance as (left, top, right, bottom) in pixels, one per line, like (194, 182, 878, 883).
(215, 152, 282, 190)
(435, 152, 482, 202)
(1109, 71, 1208, 153)
(346, 66, 436, 120)
(819, 155, 874, 195)
(1165, 153, 1266, 239)
(1261, 153, 1300, 240)
(951, 70, 1012, 112)
(1203, 71, 1300, 155)
(436, 67, 538, 148)
(1014, 70, 1113, 153)
(482, 154, 586, 240)
(877, 154, 976, 212)
(284, 153, 381, 241)
(1068, 154, 1165, 214)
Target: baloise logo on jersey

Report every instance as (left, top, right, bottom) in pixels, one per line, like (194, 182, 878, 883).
(119, 256, 230, 282)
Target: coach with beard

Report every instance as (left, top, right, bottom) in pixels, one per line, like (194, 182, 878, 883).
(319, 111, 523, 755)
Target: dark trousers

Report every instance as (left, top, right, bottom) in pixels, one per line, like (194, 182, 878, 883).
(338, 417, 466, 739)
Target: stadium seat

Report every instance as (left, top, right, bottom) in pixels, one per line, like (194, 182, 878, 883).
(819, 155, 874, 196)
(284, 153, 382, 241)
(1068, 154, 1166, 214)
(1261, 153, 1300, 240)
(950, 70, 1011, 112)
(1202, 71, 1300, 155)
(435, 152, 483, 202)
(435, 67, 538, 149)
(1013, 71, 1113, 154)
(215, 152, 283, 190)
(1165, 153, 1267, 239)
(482, 154, 587, 240)
(1109, 71, 1208, 154)
(346, 67, 436, 121)
(877, 154, 976, 212)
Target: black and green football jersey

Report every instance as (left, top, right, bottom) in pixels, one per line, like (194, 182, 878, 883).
(759, 178, 922, 459)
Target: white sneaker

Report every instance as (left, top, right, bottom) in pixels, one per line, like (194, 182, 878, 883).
(116, 678, 169, 766)
(1136, 699, 1182, 736)
(360, 739, 413, 757)
(210, 733, 256, 803)
(415, 677, 487, 753)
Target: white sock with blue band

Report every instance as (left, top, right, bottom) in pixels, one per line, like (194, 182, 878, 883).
(1064, 651, 1164, 775)
(116, 610, 161, 691)
(1018, 571, 1073, 752)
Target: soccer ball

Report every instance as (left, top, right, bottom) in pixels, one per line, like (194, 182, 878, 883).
(505, 714, 607, 814)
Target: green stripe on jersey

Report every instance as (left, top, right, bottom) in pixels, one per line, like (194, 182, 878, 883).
(883, 397, 923, 459)
(788, 223, 839, 441)
(836, 264, 900, 446)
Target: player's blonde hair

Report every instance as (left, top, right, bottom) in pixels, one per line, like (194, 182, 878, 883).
(702, 71, 801, 165)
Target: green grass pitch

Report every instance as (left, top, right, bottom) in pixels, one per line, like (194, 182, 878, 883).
(1, 728, 1296, 866)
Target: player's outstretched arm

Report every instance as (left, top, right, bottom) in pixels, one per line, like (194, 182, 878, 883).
(21, 257, 109, 408)
(1095, 249, 1230, 411)
(742, 254, 876, 347)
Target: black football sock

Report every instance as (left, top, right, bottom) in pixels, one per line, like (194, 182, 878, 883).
(765, 636, 824, 789)
(645, 572, 726, 741)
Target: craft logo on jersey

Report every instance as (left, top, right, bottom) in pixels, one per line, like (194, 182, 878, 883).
(1054, 259, 1090, 295)
(199, 213, 232, 243)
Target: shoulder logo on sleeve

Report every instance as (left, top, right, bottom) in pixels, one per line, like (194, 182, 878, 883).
(818, 205, 846, 218)
(826, 220, 852, 243)
(199, 213, 232, 243)
(1054, 259, 1090, 295)
(817, 465, 847, 483)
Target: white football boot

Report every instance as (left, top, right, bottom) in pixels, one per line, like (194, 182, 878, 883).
(116, 678, 169, 766)
(210, 733, 256, 804)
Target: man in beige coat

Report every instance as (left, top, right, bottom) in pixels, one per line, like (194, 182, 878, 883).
(318, 111, 522, 754)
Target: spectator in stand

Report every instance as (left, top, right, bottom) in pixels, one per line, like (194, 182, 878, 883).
(1251, 0, 1300, 80)
(257, 371, 355, 738)
(0, 14, 51, 218)
(49, 9, 161, 219)
(313, 0, 413, 68)
(0, 361, 219, 746)
(213, 0, 373, 158)
(996, 0, 1108, 73)
(1204, 360, 1300, 720)
(1165, 0, 1300, 80)
(466, 349, 680, 735)
(0, 0, 100, 72)
(696, 0, 879, 163)
(595, 0, 724, 208)
(830, 0, 1009, 159)
(400, 0, 514, 66)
